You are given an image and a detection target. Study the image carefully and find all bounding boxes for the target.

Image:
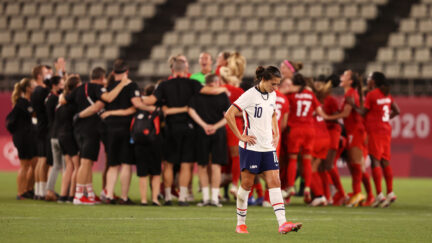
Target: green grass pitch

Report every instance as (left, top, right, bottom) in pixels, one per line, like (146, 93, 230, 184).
(0, 172, 431, 242)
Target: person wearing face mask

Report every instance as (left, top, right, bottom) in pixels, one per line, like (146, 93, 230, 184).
(7, 78, 37, 200)
(225, 66, 302, 234)
(190, 52, 213, 85)
(30, 64, 51, 200)
(44, 76, 65, 201)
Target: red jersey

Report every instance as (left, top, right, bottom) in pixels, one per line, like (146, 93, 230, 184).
(323, 95, 341, 132)
(314, 115, 330, 138)
(275, 90, 289, 129)
(287, 89, 321, 127)
(364, 88, 393, 135)
(342, 87, 364, 132)
(222, 84, 244, 104)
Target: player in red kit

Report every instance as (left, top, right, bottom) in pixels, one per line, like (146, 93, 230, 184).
(285, 74, 330, 204)
(350, 72, 400, 207)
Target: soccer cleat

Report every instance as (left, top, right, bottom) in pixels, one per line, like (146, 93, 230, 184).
(372, 192, 386, 208)
(332, 192, 348, 206)
(303, 188, 312, 204)
(235, 224, 249, 234)
(362, 195, 375, 207)
(197, 200, 211, 207)
(309, 196, 328, 207)
(163, 200, 173, 206)
(380, 192, 397, 208)
(346, 193, 366, 207)
(279, 222, 302, 234)
(119, 197, 136, 205)
(262, 200, 272, 207)
(88, 195, 102, 205)
(73, 196, 95, 205)
(210, 200, 223, 208)
(248, 196, 256, 206)
(178, 201, 189, 206)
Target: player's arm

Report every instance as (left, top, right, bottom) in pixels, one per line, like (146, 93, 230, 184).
(200, 86, 228, 95)
(225, 105, 256, 145)
(280, 113, 288, 132)
(271, 111, 279, 148)
(390, 101, 400, 119)
(316, 106, 331, 120)
(100, 106, 136, 119)
(101, 76, 131, 103)
(346, 96, 368, 116)
(131, 96, 156, 112)
(326, 104, 351, 120)
(188, 107, 210, 133)
(163, 106, 188, 116)
(78, 100, 105, 118)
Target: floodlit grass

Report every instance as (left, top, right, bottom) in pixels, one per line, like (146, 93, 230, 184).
(0, 172, 431, 242)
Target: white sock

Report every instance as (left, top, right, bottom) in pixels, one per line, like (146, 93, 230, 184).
(202, 187, 210, 202)
(211, 188, 220, 203)
(34, 182, 39, 196)
(164, 188, 172, 201)
(236, 186, 250, 226)
(75, 184, 84, 198)
(85, 184, 95, 199)
(40, 182, 47, 196)
(179, 186, 188, 202)
(269, 188, 286, 226)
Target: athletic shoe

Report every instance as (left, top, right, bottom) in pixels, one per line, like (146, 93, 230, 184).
(278, 222, 302, 234)
(16, 195, 26, 200)
(346, 193, 366, 207)
(178, 201, 189, 206)
(99, 189, 107, 201)
(73, 196, 95, 205)
(303, 188, 312, 204)
(362, 195, 375, 207)
(197, 200, 211, 207)
(103, 198, 117, 205)
(229, 185, 238, 199)
(332, 192, 348, 206)
(235, 224, 249, 234)
(309, 196, 328, 207)
(247, 196, 256, 206)
(380, 192, 397, 208)
(89, 195, 102, 205)
(22, 191, 33, 199)
(255, 197, 264, 206)
(57, 196, 68, 203)
(262, 200, 272, 208)
(163, 200, 172, 206)
(119, 198, 135, 205)
(210, 200, 223, 208)
(152, 201, 161, 206)
(67, 196, 74, 203)
(371, 192, 386, 208)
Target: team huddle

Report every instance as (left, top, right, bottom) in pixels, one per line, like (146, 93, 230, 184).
(6, 51, 399, 234)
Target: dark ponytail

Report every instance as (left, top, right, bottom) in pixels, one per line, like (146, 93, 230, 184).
(292, 73, 307, 92)
(255, 65, 281, 83)
(350, 71, 364, 106)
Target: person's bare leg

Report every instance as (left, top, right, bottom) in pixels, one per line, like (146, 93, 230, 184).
(163, 162, 174, 201)
(17, 160, 30, 196)
(139, 176, 148, 204)
(210, 164, 222, 204)
(28, 158, 37, 192)
(119, 164, 132, 201)
(69, 155, 80, 197)
(106, 165, 120, 199)
(102, 154, 109, 190)
(60, 156, 73, 197)
(179, 162, 194, 202)
(151, 175, 161, 204)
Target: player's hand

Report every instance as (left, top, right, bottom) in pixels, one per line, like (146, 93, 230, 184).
(100, 111, 111, 119)
(206, 125, 216, 135)
(272, 134, 279, 148)
(120, 75, 132, 86)
(240, 134, 257, 146)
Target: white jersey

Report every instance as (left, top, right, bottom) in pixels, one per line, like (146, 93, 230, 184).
(233, 87, 277, 152)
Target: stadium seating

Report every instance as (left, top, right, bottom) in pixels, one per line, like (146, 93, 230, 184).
(367, 0, 432, 78)
(139, 0, 387, 77)
(0, 0, 163, 75)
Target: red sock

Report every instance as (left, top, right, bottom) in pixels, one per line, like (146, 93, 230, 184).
(329, 167, 345, 195)
(372, 166, 382, 194)
(319, 171, 331, 200)
(362, 171, 373, 198)
(255, 182, 264, 198)
(249, 185, 255, 198)
(311, 172, 324, 197)
(382, 165, 393, 194)
(264, 189, 270, 202)
(302, 158, 312, 188)
(351, 163, 362, 194)
(287, 158, 297, 187)
(231, 155, 240, 186)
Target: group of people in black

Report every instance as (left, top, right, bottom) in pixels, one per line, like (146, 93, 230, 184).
(8, 56, 231, 206)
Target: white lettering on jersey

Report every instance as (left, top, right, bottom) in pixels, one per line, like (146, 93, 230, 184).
(377, 98, 391, 105)
(294, 93, 313, 99)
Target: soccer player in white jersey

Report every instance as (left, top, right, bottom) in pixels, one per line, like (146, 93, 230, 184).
(225, 66, 302, 234)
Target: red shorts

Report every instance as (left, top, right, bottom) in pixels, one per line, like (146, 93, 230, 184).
(346, 128, 367, 151)
(328, 128, 341, 150)
(287, 126, 315, 154)
(368, 132, 391, 161)
(312, 137, 331, 160)
(226, 118, 243, 147)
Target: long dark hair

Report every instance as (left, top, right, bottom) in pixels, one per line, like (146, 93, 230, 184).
(349, 71, 364, 106)
(255, 65, 281, 83)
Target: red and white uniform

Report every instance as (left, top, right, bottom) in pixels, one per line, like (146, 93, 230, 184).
(275, 90, 289, 156)
(364, 88, 393, 161)
(312, 115, 331, 159)
(286, 89, 321, 154)
(342, 88, 366, 151)
(223, 84, 244, 147)
(323, 95, 342, 150)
